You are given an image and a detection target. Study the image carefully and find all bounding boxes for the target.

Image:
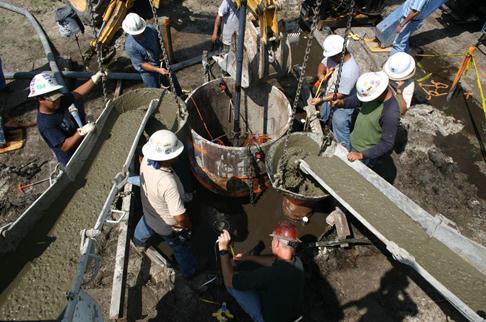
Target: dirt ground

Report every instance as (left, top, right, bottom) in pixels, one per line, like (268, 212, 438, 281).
(0, 0, 485, 321)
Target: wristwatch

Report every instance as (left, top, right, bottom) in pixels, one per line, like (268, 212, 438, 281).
(219, 249, 229, 256)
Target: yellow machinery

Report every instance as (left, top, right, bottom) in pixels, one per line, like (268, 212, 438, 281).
(66, 0, 160, 47)
(234, 0, 281, 44)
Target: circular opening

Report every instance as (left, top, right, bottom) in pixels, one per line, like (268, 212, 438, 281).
(186, 78, 291, 149)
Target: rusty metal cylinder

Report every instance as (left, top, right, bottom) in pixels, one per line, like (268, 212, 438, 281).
(185, 78, 292, 197)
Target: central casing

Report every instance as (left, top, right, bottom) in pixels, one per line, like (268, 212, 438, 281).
(185, 78, 291, 197)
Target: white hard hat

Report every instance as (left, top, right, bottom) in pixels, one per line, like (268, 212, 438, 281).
(122, 13, 146, 35)
(142, 130, 184, 161)
(322, 34, 345, 57)
(28, 72, 64, 98)
(383, 52, 416, 81)
(356, 71, 389, 102)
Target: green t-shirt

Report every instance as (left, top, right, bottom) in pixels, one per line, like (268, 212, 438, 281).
(232, 257, 305, 322)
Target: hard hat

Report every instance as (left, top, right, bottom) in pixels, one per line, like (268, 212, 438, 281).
(383, 52, 416, 81)
(356, 71, 389, 102)
(122, 13, 146, 35)
(269, 221, 301, 244)
(142, 130, 184, 161)
(322, 34, 345, 57)
(28, 72, 64, 98)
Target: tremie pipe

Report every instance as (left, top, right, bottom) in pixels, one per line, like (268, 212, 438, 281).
(0, 1, 67, 92)
(233, 0, 247, 145)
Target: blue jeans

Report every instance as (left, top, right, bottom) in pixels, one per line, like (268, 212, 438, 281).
(226, 287, 264, 322)
(390, 19, 422, 56)
(319, 102, 354, 150)
(133, 216, 198, 278)
(140, 71, 183, 96)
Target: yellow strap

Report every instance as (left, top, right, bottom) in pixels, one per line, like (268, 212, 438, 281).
(472, 56, 486, 120)
(415, 53, 468, 57)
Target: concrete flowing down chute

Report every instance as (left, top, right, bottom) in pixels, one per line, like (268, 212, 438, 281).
(0, 89, 187, 321)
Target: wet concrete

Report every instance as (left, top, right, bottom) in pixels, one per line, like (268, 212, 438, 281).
(0, 107, 147, 320)
(305, 155, 486, 314)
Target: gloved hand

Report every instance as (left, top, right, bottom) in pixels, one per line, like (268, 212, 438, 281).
(91, 70, 107, 84)
(78, 122, 96, 136)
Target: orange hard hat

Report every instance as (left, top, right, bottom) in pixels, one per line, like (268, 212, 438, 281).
(269, 220, 301, 243)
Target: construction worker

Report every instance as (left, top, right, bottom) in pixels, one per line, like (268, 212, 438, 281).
(31, 71, 104, 165)
(211, 0, 239, 52)
(388, 0, 447, 56)
(310, 34, 360, 150)
(122, 13, 182, 95)
(217, 221, 305, 322)
(347, 72, 400, 175)
(383, 52, 416, 114)
(133, 130, 198, 279)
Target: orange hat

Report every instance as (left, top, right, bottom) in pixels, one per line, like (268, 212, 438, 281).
(269, 221, 301, 243)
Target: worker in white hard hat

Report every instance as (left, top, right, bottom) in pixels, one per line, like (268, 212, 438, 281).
(347, 72, 400, 180)
(383, 52, 416, 114)
(217, 220, 304, 322)
(32, 70, 105, 165)
(310, 34, 360, 150)
(211, 0, 239, 52)
(133, 130, 198, 279)
(122, 13, 182, 95)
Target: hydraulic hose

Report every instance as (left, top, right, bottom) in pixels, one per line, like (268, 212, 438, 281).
(0, 1, 67, 93)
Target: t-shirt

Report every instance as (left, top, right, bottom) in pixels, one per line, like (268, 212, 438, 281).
(140, 157, 186, 236)
(390, 79, 415, 109)
(218, 0, 239, 45)
(321, 55, 360, 95)
(401, 0, 430, 20)
(37, 93, 79, 165)
(232, 257, 305, 322)
(125, 25, 161, 73)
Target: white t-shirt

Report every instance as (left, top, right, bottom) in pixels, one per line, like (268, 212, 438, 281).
(218, 0, 239, 45)
(402, 79, 415, 108)
(140, 157, 186, 236)
(321, 55, 360, 95)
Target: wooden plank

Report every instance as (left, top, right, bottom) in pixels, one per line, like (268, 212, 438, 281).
(109, 183, 132, 320)
(364, 39, 392, 53)
(114, 80, 123, 98)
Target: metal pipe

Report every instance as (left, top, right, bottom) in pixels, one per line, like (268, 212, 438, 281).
(5, 71, 142, 81)
(0, 1, 67, 93)
(4, 50, 220, 81)
(233, 0, 247, 145)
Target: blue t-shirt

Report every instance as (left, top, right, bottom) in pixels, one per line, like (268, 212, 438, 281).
(37, 93, 79, 165)
(125, 25, 161, 73)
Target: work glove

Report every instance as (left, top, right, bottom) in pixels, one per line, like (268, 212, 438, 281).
(91, 70, 107, 85)
(78, 122, 96, 136)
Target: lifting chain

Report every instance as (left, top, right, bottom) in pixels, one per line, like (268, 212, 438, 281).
(148, 0, 187, 119)
(247, 146, 256, 205)
(332, 0, 355, 100)
(276, 0, 322, 188)
(87, 0, 109, 104)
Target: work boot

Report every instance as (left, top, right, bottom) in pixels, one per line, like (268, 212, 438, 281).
(130, 240, 147, 255)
